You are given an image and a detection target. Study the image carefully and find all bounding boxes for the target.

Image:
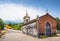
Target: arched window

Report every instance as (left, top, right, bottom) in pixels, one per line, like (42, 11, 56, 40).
(26, 19, 28, 22)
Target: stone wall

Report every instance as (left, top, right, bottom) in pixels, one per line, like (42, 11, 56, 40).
(22, 22, 38, 37)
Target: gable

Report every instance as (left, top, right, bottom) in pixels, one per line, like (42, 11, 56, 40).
(39, 13, 56, 22)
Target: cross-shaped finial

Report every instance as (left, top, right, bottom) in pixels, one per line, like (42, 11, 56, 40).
(46, 9, 48, 13)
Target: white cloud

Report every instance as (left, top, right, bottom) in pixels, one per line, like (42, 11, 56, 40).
(0, 3, 45, 21)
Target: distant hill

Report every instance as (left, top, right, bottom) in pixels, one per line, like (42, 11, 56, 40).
(4, 20, 23, 24)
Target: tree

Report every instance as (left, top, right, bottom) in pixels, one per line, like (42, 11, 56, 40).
(56, 17, 60, 30)
(12, 23, 23, 30)
(8, 22, 12, 26)
(0, 18, 4, 30)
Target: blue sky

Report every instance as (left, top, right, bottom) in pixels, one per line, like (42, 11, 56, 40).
(0, 0, 60, 21)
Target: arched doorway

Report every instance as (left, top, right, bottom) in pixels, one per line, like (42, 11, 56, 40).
(46, 22, 51, 36)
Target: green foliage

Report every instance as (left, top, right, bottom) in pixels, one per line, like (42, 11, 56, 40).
(39, 35, 47, 38)
(0, 18, 4, 30)
(57, 30, 60, 34)
(56, 17, 60, 30)
(10, 23, 22, 30)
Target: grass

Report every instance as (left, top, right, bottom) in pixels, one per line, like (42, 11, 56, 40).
(57, 30, 60, 34)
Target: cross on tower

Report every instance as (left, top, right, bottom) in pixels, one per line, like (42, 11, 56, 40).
(46, 9, 48, 13)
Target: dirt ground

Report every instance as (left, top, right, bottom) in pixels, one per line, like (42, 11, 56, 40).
(0, 29, 60, 41)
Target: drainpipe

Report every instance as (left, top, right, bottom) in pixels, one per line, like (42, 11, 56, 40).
(36, 15, 40, 38)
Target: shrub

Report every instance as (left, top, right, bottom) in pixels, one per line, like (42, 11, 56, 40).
(39, 35, 47, 38)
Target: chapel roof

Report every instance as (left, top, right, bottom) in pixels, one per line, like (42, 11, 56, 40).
(23, 10, 30, 19)
(39, 12, 56, 20)
(23, 12, 56, 26)
(23, 19, 36, 26)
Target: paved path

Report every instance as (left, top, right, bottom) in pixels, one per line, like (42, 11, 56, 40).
(0, 29, 60, 41)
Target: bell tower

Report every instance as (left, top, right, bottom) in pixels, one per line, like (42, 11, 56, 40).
(23, 10, 30, 24)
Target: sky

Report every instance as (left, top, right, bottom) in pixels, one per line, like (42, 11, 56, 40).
(0, 0, 60, 22)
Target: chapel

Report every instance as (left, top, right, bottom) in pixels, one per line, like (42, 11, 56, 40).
(22, 11, 57, 37)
